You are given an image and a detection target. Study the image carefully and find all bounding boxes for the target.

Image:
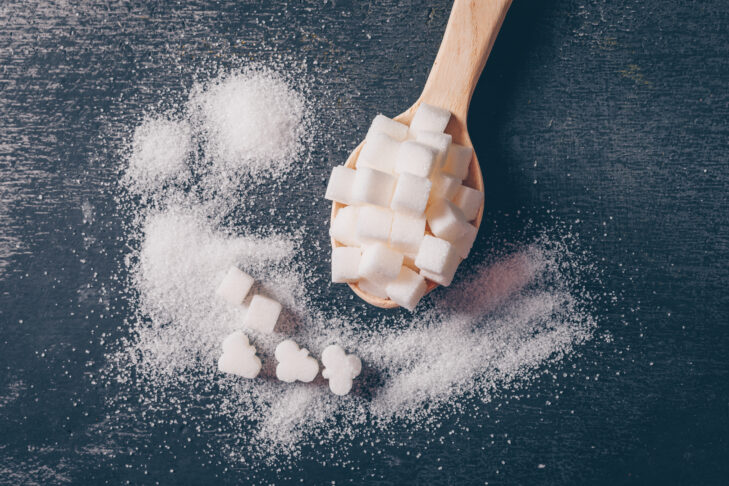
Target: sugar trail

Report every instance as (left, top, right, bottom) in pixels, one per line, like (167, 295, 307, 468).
(107, 65, 597, 466)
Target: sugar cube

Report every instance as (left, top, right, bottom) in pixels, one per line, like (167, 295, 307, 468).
(403, 253, 417, 268)
(430, 172, 461, 200)
(358, 132, 400, 174)
(216, 266, 254, 305)
(410, 102, 451, 133)
(452, 185, 484, 221)
(275, 339, 319, 383)
(358, 243, 403, 284)
(420, 261, 459, 287)
(391, 172, 432, 216)
(324, 166, 356, 205)
(396, 141, 437, 178)
(453, 222, 478, 259)
(218, 331, 262, 379)
(443, 143, 473, 180)
(352, 167, 396, 207)
(389, 212, 425, 254)
(414, 235, 460, 275)
(330, 205, 360, 247)
(356, 206, 393, 244)
(419, 240, 461, 287)
(357, 278, 389, 299)
(321, 344, 362, 395)
(385, 266, 428, 311)
(426, 198, 469, 242)
(366, 114, 409, 142)
(242, 295, 281, 334)
(414, 130, 452, 167)
(332, 246, 362, 283)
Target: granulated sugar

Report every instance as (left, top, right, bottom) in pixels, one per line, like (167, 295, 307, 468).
(108, 64, 598, 466)
(188, 68, 307, 177)
(362, 246, 594, 419)
(126, 206, 298, 379)
(124, 117, 192, 193)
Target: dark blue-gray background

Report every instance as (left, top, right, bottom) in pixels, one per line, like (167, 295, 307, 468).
(1, 0, 727, 484)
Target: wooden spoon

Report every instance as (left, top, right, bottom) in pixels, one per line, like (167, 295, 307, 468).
(331, 0, 512, 308)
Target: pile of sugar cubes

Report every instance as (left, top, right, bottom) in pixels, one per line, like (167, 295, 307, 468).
(325, 102, 484, 310)
(215, 266, 361, 395)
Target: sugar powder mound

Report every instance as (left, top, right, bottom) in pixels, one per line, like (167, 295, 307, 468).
(110, 227, 596, 460)
(124, 117, 192, 192)
(188, 68, 307, 176)
(108, 64, 598, 467)
(128, 205, 298, 379)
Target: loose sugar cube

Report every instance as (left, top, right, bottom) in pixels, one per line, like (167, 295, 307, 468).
(452, 185, 484, 221)
(357, 278, 389, 299)
(386, 266, 428, 311)
(426, 198, 469, 241)
(443, 144, 473, 180)
(359, 243, 403, 284)
(218, 331, 262, 379)
(415, 235, 460, 275)
(275, 340, 319, 383)
(366, 114, 409, 142)
(410, 102, 451, 133)
(389, 213, 426, 254)
(321, 344, 362, 395)
(332, 246, 362, 283)
(453, 222, 478, 259)
(242, 295, 281, 334)
(356, 206, 393, 244)
(391, 172, 432, 216)
(352, 167, 396, 207)
(396, 141, 437, 178)
(324, 166, 356, 205)
(358, 132, 400, 174)
(414, 130, 452, 167)
(216, 266, 254, 305)
(430, 172, 461, 200)
(330, 206, 360, 247)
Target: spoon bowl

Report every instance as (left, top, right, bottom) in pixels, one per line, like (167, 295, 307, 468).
(331, 0, 512, 308)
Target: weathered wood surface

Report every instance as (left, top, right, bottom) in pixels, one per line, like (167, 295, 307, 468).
(0, 0, 727, 483)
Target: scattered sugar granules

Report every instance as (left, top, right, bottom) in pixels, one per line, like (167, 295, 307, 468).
(363, 246, 594, 419)
(124, 117, 192, 193)
(127, 206, 297, 379)
(107, 64, 598, 467)
(188, 68, 307, 176)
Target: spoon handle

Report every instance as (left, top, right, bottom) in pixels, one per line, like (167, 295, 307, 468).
(419, 0, 512, 122)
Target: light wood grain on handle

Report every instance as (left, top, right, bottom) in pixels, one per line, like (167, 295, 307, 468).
(419, 0, 513, 122)
(334, 0, 511, 309)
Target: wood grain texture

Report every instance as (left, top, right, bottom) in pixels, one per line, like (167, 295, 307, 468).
(420, 0, 512, 121)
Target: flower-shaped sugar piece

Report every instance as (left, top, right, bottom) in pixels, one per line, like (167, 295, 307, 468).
(217, 331, 261, 379)
(321, 344, 362, 396)
(274, 339, 319, 383)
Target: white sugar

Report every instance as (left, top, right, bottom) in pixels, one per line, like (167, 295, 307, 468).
(129, 206, 298, 377)
(366, 114, 409, 142)
(124, 117, 191, 192)
(364, 246, 595, 417)
(109, 65, 598, 468)
(188, 68, 306, 176)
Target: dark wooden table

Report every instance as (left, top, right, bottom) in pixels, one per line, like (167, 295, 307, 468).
(0, 0, 727, 484)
